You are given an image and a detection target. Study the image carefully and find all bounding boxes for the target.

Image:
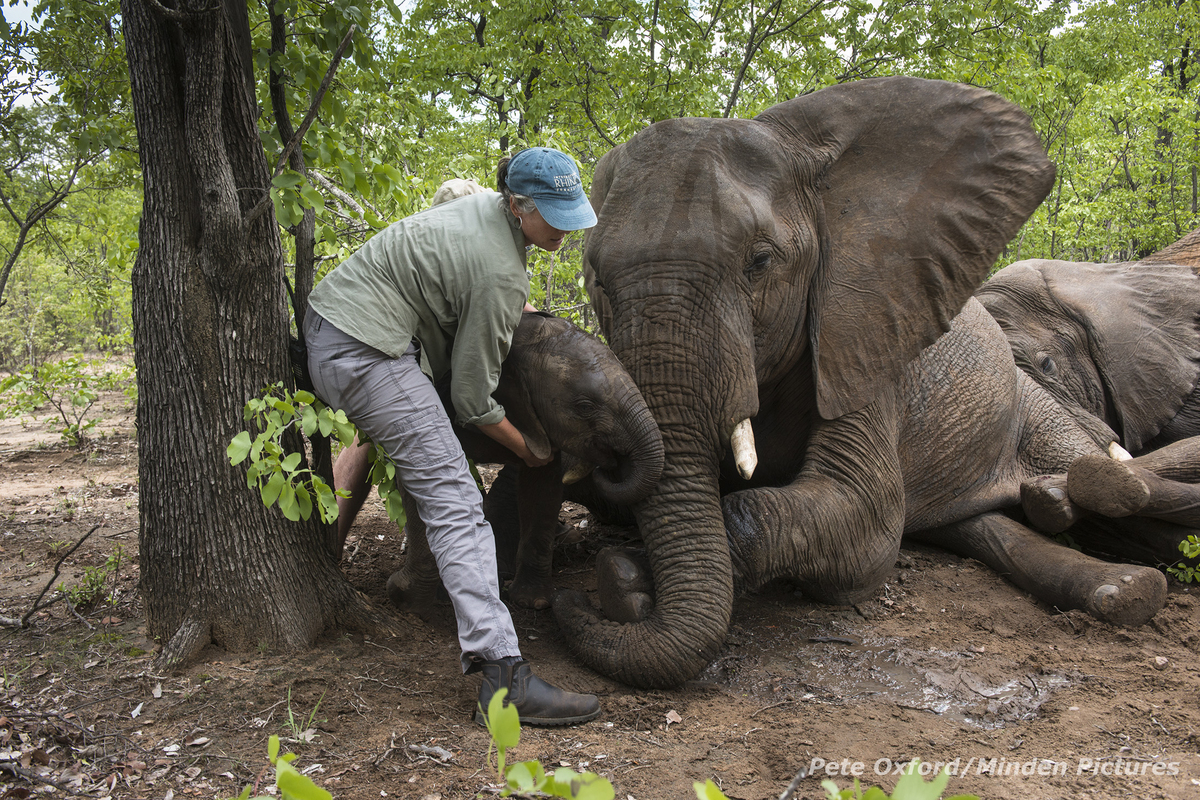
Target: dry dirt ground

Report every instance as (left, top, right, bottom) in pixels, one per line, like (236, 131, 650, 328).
(3, 389, 1200, 800)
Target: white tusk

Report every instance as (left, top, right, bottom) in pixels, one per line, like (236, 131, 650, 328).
(561, 460, 596, 485)
(732, 418, 757, 480)
(1108, 442, 1133, 461)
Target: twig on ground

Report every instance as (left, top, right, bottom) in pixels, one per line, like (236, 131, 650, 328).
(778, 765, 810, 800)
(0, 525, 102, 629)
(0, 760, 78, 793)
(408, 743, 455, 763)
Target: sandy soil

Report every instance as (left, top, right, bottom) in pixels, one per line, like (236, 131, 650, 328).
(2, 389, 1199, 800)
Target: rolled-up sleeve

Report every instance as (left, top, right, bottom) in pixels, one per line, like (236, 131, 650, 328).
(450, 280, 527, 426)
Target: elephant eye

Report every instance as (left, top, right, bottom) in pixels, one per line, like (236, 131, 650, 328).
(573, 398, 598, 416)
(745, 252, 771, 280)
(1040, 356, 1058, 377)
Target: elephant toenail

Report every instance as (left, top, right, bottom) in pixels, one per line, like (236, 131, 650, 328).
(1121, 575, 1133, 583)
(1047, 487, 1066, 501)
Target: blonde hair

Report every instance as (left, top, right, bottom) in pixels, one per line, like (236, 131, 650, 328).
(432, 178, 486, 206)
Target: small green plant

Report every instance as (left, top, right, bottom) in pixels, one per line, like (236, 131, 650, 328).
(59, 546, 124, 612)
(819, 760, 979, 800)
(0, 356, 111, 444)
(481, 688, 615, 799)
(1168, 534, 1200, 583)
(228, 383, 407, 527)
(283, 686, 326, 743)
(228, 735, 331, 800)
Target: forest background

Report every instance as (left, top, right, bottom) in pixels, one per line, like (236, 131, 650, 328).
(2, 0, 1198, 373)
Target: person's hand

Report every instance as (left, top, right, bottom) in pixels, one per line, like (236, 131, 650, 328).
(521, 449, 554, 469)
(477, 417, 554, 468)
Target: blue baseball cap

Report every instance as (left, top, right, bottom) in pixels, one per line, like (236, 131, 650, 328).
(506, 147, 598, 231)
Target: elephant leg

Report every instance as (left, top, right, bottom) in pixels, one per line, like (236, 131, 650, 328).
(386, 487, 446, 618)
(1068, 449, 1200, 526)
(722, 404, 906, 604)
(483, 464, 522, 580)
(1019, 474, 1083, 533)
(1066, 515, 1200, 571)
(595, 546, 655, 623)
(507, 457, 565, 610)
(914, 512, 1167, 626)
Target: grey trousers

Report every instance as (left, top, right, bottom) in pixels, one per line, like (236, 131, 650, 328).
(304, 311, 521, 671)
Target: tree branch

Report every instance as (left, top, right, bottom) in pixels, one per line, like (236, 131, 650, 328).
(246, 23, 357, 226)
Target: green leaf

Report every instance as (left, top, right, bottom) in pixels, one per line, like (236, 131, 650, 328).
(276, 763, 332, 800)
(294, 390, 316, 405)
(272, 172, 303, 188)
(281, 451, 303, 473)
(485, 687, 521, 749)
(295, 484, 312, 520)
(694, 779, 730, 800)
(892, 761, 950, 800)
(301, 405, 319, 436)
(228, 431, 253, 465)
(262, 472, 286, 507)
(558, 770, 614, 800)
(279, 483, 300, 521)
(299, 183, 326, 212)
(506, 761, 544, 794)
(268, 735, 280, 762)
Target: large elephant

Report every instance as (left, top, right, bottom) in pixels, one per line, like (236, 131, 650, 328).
(976, 229, 1200, 456)
(341, 311, 663, 611)
(552, 76, 1198, 689)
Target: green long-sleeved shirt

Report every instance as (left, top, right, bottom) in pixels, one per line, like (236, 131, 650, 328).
(308, 191, 529, 426)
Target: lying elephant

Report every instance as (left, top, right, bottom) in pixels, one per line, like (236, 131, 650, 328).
(552, 76, 1198, 690)
(974, 230, 1200, 564)
(336, 311, 663, 611)
(976, 230, 1200, 456)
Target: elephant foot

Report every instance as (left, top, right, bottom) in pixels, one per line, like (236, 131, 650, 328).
(507, 576, 554, 610)
(1067, 453, 1151, 518)
(596, 546, 655, 623)
(386, 568, 446, 620)
(1080, 564, 1168, 627)
(1020, 474, 1082, 533)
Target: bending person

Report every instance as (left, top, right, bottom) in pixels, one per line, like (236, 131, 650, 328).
(305, 148, 600, 727)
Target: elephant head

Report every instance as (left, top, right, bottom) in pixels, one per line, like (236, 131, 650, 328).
(492, 311, 664, 505)
(554, 77, 1055, 688)
(976, 246, 1200, 454)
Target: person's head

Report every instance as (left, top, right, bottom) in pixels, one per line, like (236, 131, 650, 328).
(432, 178, 486, 206)
(497, 147, 597, 252)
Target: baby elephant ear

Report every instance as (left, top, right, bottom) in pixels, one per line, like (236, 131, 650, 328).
(757, 77, 1056, 419)
(492, 355, 554, 463)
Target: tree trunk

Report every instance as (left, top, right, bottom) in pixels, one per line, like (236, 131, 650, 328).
(122, 0, 396, 670)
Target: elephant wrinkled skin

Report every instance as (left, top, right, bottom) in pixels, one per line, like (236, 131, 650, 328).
(552, 76, 1193, 690)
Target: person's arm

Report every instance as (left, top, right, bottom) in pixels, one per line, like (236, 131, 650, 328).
(476, 416, 554, 468)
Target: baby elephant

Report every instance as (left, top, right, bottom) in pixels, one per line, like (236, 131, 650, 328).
(335, 311, 663, 611)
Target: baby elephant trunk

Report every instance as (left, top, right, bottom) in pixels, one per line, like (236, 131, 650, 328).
(589, 390, 664, 506)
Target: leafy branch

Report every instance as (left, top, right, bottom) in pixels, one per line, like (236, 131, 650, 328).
(227, 383, 407, 527)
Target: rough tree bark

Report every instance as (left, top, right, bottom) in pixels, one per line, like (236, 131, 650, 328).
(121, 0, 397, 669)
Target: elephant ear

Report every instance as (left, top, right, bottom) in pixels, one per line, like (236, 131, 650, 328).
(489, 364, 554, 462)
(756, 77, 1056, 419)
(1039, 258, 1200, 452)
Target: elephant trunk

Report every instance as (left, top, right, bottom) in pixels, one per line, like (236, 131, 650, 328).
(555, 443, 733, 688)
(590, 390, 664, 506)
(556, 277, 750, 687)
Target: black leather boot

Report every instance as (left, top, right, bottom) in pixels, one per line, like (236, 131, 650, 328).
(474, 656, 601, 727)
